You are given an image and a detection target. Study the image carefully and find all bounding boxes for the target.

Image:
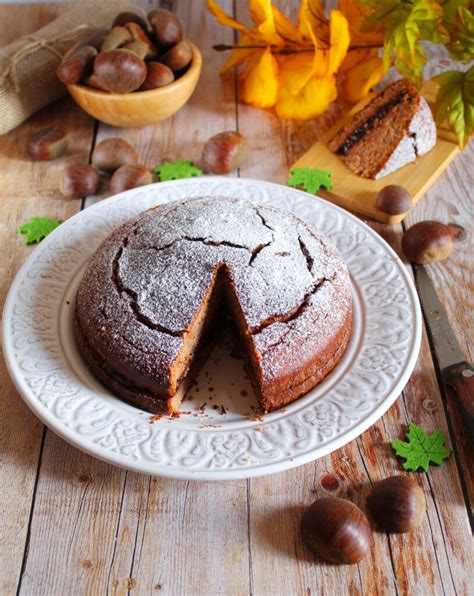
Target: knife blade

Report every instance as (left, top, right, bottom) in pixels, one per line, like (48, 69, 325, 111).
(414, 264, 474, 434)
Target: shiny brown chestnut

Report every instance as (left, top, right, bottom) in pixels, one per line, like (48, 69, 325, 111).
(100, 26, 132, 52)
(91, 138, 138, 172)
(110, 164, 153, 194)
(125, 22, 157, 57)
(160, 40, 192, 72)
(140, 62, 174, 90)
(27, 128, 69, 161)
(149, 9, 183, 47)
(301, 497, 373, 564)
(201, 131, 249, 174)
(122, 41, 149, 60)
(367, 476, 426, 533)
(60, 164, 99, 199)
(113, 11, 149, 30)
(401, 220, 466, 264)
(56, 45, 97, 85)
(375, 185, 413, 215)
(93, 49, 147, 94)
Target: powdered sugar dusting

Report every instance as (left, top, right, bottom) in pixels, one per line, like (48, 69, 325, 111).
(76, 196, 351, 393)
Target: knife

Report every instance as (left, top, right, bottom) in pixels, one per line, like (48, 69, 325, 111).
(414, 264, 474, 442)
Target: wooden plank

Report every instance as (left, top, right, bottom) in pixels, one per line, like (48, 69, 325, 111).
(292, 86, 459, 225)
(17, 2, 249, 595)
(0, 5, 94, 592)
(403, 145, 474, 519)
(234, 5, 472, 594)
(231, 2, 399, 593)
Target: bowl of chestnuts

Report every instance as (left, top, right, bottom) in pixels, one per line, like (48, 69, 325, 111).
(57, 9, 202, 127)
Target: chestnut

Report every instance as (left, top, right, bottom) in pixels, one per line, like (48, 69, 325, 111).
(125, 22, 157, 57)
(401, 220, 466, 264)
(367, 476, 426, 533)
(140, 62, 174, 90)
(113, 11, 149, 31)
(60, 164, 99, 199)
(82, 72, 107, 91)
(93, 49, 147, 94)
(148, 9, 183, 47)
(122, 41, 149, 60)
(300, 497, 373, 564)
(56, 45, 97, 85)
(27, 128, 69, 161)
(375, 185, 413, 215)
(110, 164, 153, 194)
(100, 26, 132, 52)
(201, 131, 249, 174)
(160, 40, 192, 72)
(92, 138, 138, 172)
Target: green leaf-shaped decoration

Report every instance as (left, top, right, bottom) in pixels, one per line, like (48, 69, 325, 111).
(288, 167, 333, 194)
(17, 216, 61, 245)
(155, 160, 202, 182)
(391, 423, 452, 472)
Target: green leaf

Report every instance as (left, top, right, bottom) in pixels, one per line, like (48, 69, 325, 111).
(288, 167, 333, 194)
(154, 160, 202, 182)
(434, 66, 474, 147)
(361, 0, 448, 85)
(445, 5, 474, 60)
(17, 216, 61, 245)
(391, 423, 452, 472)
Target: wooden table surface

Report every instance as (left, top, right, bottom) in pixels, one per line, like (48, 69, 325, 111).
(1, 2, 473, 595)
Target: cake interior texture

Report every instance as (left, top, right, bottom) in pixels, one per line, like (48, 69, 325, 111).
(328, 79, 436, 179)
(74, 197, 353, 415)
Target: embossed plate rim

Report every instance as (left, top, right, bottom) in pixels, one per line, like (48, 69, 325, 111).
(2, 177, 422, 480)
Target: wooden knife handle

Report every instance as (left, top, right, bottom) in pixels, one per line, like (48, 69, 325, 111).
(443, 362, 474, 422)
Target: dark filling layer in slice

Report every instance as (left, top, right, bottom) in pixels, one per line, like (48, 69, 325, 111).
(335, 93, 404, 155)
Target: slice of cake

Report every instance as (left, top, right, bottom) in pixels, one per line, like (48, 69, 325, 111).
(328, 79, 436, 179)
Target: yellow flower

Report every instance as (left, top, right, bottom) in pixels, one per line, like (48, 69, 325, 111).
(208, 0, 381, 119)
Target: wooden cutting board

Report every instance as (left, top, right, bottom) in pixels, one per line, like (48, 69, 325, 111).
(291, 81, 460, 224)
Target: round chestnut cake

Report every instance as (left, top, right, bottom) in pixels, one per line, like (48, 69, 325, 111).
(75, 197, 353, 414)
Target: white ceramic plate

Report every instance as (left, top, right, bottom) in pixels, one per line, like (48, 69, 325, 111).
(2, 178, 421, 480)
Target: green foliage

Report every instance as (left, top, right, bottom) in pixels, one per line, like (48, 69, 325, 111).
(359, 0, 473, 145)
(17, 216, 60, 245)
(361, 0, 448, 85)
(434, 67, 474, 147)
(155, 160, 202, 182)
(445, 5, 474, 60)
(288, 167, 333, 194)
(391, 423, 452, 472)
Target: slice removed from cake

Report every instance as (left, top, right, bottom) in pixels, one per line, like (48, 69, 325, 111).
(328, 79, 436, 179)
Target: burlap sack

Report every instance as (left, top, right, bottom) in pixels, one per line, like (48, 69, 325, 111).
(0, 0, 145, 135)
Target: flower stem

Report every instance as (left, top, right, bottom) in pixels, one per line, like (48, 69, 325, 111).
(212, 43, 381, 54)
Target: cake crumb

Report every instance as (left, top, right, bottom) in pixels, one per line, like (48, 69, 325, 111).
(150, 414, 162, 424)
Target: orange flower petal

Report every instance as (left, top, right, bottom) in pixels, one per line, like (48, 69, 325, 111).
(275, 54, 337, 119)
(342, 56, 386, 103)
(207, 0, 251, 34)
(272, 6, 305, 43)
(249, 0, 283, 45)
(240, 47, 279, 108)
(328, 10, 350, 75)
(221, 34, 258, 73)
(338, 0, 384, 46)
(298, 0, 328, 40)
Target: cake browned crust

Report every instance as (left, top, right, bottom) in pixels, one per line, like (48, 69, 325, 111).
(75, 197, 353, 414)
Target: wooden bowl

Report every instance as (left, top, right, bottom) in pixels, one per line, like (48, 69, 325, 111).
(67, 42, 202, 128)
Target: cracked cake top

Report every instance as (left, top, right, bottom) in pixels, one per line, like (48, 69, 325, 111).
(76, 197, 352, 392)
